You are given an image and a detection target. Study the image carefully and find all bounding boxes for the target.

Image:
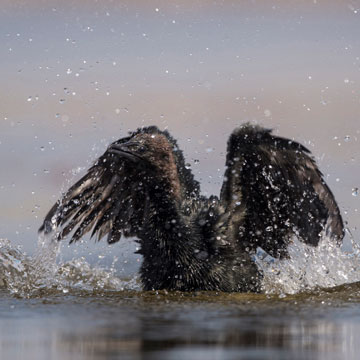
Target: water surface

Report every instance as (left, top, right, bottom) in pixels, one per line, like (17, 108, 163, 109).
(2, 285, 360, 360)
(1, 234, 360, 360)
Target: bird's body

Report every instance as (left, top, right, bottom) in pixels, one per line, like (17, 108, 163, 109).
(136, 195, 260, 292)
(40, 124, 343, 292)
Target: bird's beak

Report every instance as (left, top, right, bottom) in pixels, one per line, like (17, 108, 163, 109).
(108, 141, 142, 162)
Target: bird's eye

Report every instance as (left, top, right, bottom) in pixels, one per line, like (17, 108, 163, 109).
(127, 143, 147, 153)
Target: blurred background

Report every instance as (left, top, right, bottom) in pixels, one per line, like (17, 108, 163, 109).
(1, 0, 359, 272)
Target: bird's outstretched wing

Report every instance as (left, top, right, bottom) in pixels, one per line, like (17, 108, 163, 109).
(39, 148, 149, 244)
(39, 126, 200, 244)
(220, 124, 343, 258)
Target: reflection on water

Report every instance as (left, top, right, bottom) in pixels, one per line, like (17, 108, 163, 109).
(1, 288, 360, 360)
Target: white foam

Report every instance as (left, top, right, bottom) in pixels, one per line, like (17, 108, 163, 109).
(0, 234, 140, 298)
(1, 229, 360, 297)
(257, 232, 360, 295)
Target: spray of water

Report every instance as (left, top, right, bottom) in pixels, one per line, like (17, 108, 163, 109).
(0, 232, 139, 298)
(257, 230, 360, 295)
(1, 227, 360, 297)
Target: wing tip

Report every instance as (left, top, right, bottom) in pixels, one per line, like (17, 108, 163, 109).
(228, 123, 272, 148)
(229, 122, 311, 154)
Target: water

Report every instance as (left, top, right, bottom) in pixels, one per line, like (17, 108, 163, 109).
(257, 232, 360, 295)
(0, 236, 137, 298)
(1, 232, 360, 359)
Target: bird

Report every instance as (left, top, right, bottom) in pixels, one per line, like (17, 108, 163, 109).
(39, 124, 344, 292)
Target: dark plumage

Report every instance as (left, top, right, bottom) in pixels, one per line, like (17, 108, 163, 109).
(39, 124, 344, 292)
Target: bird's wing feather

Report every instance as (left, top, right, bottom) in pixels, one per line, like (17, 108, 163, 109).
(220, 124, 343, 257)
(39, 126, 200, 245)
(39, 145, 151, 244)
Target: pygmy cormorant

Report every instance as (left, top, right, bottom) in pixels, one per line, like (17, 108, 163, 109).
(39, 124, 343, 292)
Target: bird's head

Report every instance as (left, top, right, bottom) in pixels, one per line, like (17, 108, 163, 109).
(108, 129, 182, 200)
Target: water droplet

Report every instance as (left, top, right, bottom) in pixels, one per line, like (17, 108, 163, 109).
(185, 163, 191, 169)
(193, 159, 200, 164)
(352, 188, 359, 197)
(264, 109, 272, 117)
(62, 115, 69, 122)
(27, 96, 32, 102)
(344, 135, 350, 142)
(59, 99, 65, 104)
(40, 146, 45, 151)
(43, 169, 50, 174)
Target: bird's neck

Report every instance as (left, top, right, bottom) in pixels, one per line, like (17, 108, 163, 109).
(137, 192, 261, 292)
(138, 192, 211, 291)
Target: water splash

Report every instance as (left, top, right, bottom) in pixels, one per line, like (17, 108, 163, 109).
(257, 232, 360, 295)
(1, 229, 360, 297)
(0, 233, 139, 298)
